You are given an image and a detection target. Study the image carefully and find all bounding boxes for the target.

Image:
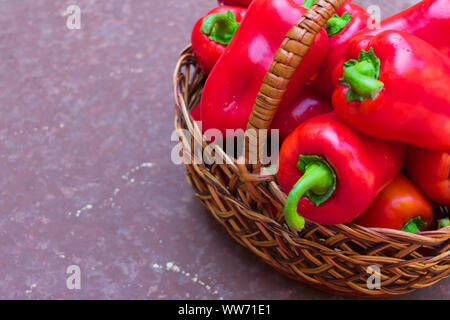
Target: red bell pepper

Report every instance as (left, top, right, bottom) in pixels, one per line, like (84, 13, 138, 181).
(190, 104, 201, 122)
(315, 0, 450, 98)
(277, 112, 405, 230)
(312, 0, 370, 98)
(200, 0, 329, 138)
(218, 0, 253, 7)
(354, 174, 433, 232)
(191, 6, 246, 74)
(270, 83, 332, 142)
(332, 30, 450, 151)
(362, 0, 450, 56)
(405, 147, 450, 206)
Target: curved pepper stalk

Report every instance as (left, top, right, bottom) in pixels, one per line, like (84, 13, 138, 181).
(340, 48, 384, 102)
(201, 10, 240, 45)
(284, 155, 336, 232)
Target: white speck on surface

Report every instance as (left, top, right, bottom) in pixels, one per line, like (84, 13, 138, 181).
(25, 283, 37, 294)
(147, 285, 158, 296)
(141, 162, 154, 168)
(75, 204, 93, 217)
(130, 68, 144, 74)
(121, 162, 155, 181)
(152, 262, 218, 295)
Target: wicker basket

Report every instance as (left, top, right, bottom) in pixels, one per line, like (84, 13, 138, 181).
(173, 0, 450, 297)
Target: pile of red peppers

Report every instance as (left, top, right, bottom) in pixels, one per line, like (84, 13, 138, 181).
(190, 0, 450, 233)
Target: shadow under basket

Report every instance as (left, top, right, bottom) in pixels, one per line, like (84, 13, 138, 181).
(173, 0, 450, 298)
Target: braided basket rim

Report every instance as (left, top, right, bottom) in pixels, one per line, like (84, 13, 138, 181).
(173, 47, 450, 297)
(172, 0, 450, 297)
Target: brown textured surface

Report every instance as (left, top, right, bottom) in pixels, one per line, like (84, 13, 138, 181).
(1, 0, 448, 299)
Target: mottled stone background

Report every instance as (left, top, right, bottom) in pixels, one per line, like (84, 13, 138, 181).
(0, 0, 447, 299)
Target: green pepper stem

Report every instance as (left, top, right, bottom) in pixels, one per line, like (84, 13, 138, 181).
(326, 12, 353, 36)
(343, 62, 384, 100)
(284, 162, 335, 232)
(401, 217, 427, 233)
(351, 60, 377, 77)
(200, 10, 240, 45)
(302, 0, 316, 9)
(438, 218, 450, 229)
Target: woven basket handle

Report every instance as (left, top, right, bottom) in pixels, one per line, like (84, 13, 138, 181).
(244, 0, 346, 171)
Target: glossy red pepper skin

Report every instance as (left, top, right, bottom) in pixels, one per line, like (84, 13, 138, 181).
(270, 83, 332, 142)
(218, 0, 253, 7)
(200, 0, 329, 138)
(313, 1, 370, 97)
(191, 6, 246, 74)
(190, 104, 201, 121)
(405, 148, 450, 206)
(316, 0, 450, 99)
(332, 30, 450, 151)
(354, 174, 433, 231)
(277, 112, 406, 225)
(362, 0, 450, 56)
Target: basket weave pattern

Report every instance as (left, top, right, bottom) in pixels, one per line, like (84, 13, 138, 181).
(173, 0, 450, 297)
